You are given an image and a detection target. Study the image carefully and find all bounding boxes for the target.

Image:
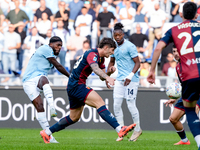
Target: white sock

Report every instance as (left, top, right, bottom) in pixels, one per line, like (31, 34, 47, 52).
(37, 112, 50, 130)
(126, 98, 141, 132)
(45, 127, 52, 136)
(113, 98, 124, 126)
(115, 125, 122, 133)
(43, 84, 54, 108)
(181, 137, 188, 143)
(195, 135, 200, 147)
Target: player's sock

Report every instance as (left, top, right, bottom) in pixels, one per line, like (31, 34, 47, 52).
(127, 98, 141, 132)
(37, 112, 50, 130)
(43, 84, 54, 108)
(195, 135, 200, 147)
(184, 107, 200, 146)
(176, 129, 188, 142)
(113, 98, 124, 126)
(115, 126, 122, 133)
(97, 105, 120, 129)
(49, 115, 75, 133)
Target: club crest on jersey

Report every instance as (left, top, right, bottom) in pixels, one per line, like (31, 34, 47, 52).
(93, 56, 97, 61)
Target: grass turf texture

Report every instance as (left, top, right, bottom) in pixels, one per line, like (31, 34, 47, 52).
(0, 129, 197, 150)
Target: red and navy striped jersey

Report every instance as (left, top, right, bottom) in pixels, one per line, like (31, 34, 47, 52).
(161, 20, 200, 81)
(176, 63, 183, 84)
(67, 48, 105, 89)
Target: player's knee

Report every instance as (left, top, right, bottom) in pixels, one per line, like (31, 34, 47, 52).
(38, 77, 49, 89)
(35, 102, 44, 112)
(169, 116, 178, 124)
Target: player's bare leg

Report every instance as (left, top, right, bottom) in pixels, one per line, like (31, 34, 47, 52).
(169, 108, 190, 145)
(196, 105, 200, 118)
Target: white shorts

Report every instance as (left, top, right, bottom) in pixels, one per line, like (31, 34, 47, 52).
(23, 75, 47, 101)
(113, 80, 139, 100)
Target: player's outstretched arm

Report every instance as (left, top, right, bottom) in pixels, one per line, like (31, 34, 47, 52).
(90, 63, 115, 86)
(164, 99, 177, 107)
(48, 57, 70, 77)
(90, 63, 109, 79)
(99, 68, 107, 81)
(100, 57, 116, 81)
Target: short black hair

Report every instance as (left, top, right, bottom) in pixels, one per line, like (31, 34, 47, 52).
(49, 36, 62, 44)
(183, 2, 197, 20)
(82, 6, 87, 9)
(98, 37, 116, 49)
(114, 23, 124, 31)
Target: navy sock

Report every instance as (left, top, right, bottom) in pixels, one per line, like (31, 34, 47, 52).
(184, 107, 200, 137)
(49, 115, 75, 133)
(177, 130, 187, 140)
(97, 105, 120, 129)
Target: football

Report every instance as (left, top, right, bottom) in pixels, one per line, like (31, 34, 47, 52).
(166, 82, 182, 99)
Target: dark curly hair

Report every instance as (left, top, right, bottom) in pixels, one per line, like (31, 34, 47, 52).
(114, 23, 124, 31)
(98, 37, 116, 49)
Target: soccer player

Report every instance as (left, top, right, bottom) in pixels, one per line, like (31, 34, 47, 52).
(40, 37, 136, 143)
(107, 23, 142, 142)
(22, 36, 70, 143)
(147, 2, 200, 148)
(165, 46, 200, 145)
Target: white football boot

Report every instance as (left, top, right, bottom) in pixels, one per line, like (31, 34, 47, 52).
(50, 107, 57, 117)
(50, 135, 59, 143)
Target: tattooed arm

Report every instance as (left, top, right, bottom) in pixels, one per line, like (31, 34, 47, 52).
(90, 63, 115, 86)
(99, 68, 106, 81)
(90, 63, 108, 80)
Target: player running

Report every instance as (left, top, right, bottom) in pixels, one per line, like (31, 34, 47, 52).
(40, 37, 136, 143)
(107, 23, 142, 142)
(147, 2, 200, 148)
(165, 46, 200, 145)
(22, 36, 70, 143)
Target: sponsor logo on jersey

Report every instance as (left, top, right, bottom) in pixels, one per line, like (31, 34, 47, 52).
(186, 57, 200, 65)
(192, 57, 200, 64)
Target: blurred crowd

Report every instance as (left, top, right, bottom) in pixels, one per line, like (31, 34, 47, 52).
(0, 0, 199, 86)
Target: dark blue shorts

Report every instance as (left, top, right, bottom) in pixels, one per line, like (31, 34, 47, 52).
(67, 84, 93, 109)
(182, 78, 200, 102)
(175, 97, 184, 111)
(175, 97, 200, 111)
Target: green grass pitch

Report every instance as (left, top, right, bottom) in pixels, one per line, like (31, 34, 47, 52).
(0, 128, 197, 150)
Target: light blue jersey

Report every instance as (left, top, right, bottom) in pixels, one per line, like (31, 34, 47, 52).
(22, 45, 56, 82)
(111, 40, 139, 82)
